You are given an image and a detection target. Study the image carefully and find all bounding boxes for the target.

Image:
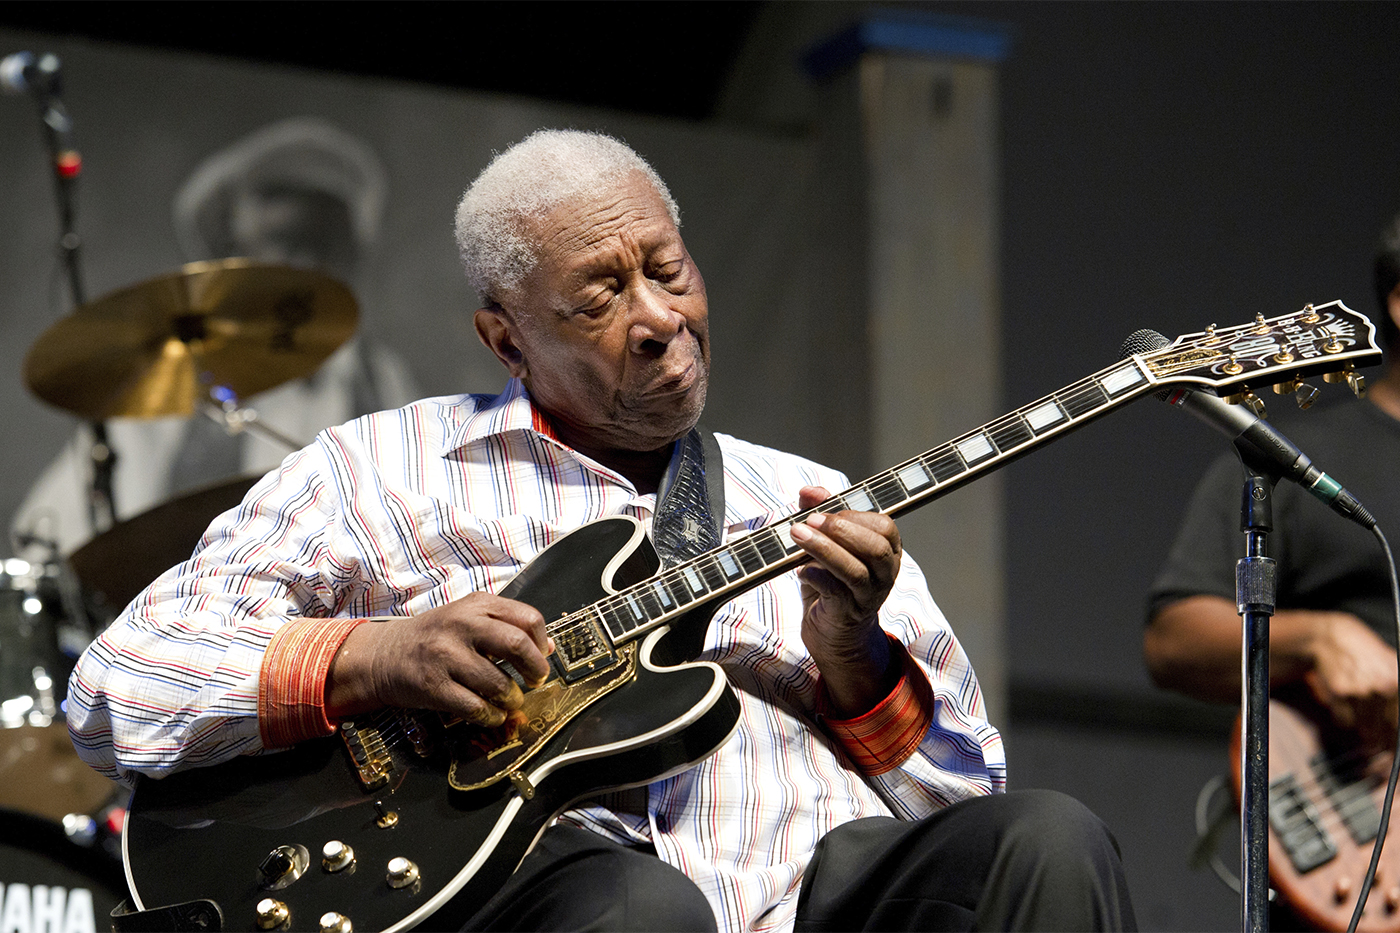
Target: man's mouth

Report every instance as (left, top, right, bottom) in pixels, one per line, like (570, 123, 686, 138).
(652, 361, 697, 394)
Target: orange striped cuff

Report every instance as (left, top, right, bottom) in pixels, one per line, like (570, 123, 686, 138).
(817, 636, 935, 775)
(259, 618, 367, 749)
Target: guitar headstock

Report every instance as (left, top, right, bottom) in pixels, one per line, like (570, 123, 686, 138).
(1131, 301, 1382, 409)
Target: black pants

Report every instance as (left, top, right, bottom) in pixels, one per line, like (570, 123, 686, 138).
(461, 789, 1136, 932)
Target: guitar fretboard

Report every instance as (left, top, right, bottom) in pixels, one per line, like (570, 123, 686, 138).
(545, 299, 1377, 654)
(547, 355, 1156, 650)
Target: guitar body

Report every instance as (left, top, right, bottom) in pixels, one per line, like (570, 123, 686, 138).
(1231, 695, 1400, 932)
(124, 517, 742, 933)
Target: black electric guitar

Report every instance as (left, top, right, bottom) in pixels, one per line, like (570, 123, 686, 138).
(124, 302, 1381, 933)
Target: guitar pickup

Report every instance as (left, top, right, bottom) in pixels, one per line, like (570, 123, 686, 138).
(394, 709, 436, 758)
(340, 721, 393, 791)
(550, 616, 615, 682)
(1269, 773, 1337, 874)
(1313, 751, 1382, 845)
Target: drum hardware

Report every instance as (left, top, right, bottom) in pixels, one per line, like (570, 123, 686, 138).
(200, 384, 306, 454)
(63, 801, 126, 865)
(0, 551, 117, 824)
(1, 666, 55, 729)
(0, 558, 89, 725)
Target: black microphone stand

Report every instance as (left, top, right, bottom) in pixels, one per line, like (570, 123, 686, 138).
(24, 57, 117, 533)
(1236, 464, 1277, 933)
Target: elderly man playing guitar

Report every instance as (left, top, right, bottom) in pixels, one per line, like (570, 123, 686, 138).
(69, 129, 1134, 933)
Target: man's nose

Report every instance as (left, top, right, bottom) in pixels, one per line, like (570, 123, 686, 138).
(627, 284, 685, 352)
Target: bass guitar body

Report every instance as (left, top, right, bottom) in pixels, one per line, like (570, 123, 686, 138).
(1232, 695, 1400, 932)
(124, 517, 742, 933)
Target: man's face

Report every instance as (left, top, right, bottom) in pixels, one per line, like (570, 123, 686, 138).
(483, 172, 710, 456)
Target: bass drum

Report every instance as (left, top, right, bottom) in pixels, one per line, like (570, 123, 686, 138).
(0, 808, 126, 933)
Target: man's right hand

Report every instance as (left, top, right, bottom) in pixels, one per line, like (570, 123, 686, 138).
(1302, 611, 1399, 751)
(324, 593, 553, 727)
(1148, 596, 1398, 749)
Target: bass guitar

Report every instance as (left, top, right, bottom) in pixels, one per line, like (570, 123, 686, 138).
(124, 302, 1380, 932)
(1232, 694, 1400, 932)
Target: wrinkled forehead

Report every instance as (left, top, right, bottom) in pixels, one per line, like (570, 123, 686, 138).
(524, 174, 681, 275)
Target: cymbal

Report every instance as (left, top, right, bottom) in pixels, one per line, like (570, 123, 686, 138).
(68, 473, 261, 612)
(24, 258, 358, 419)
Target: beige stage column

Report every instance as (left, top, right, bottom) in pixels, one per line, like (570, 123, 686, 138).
(808, 17, 1012, 726)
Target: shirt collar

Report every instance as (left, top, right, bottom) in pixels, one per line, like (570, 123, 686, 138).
(441, 378, 559, 456)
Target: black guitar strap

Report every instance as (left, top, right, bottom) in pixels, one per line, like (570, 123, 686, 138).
(651, 426, 725, 569)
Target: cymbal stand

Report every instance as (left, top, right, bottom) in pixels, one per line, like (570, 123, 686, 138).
(1236, 466, 1276, 933)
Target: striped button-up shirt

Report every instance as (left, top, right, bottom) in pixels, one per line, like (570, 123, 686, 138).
(68, 379, 1005, 933)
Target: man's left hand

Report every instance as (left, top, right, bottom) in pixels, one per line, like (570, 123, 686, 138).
(789, 485, 902, 717)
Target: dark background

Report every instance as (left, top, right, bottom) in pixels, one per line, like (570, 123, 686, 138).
(3, 3, 1399, 929)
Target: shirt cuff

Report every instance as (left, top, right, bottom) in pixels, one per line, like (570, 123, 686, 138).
(816, 635, 935, 776)
(259, 618, 367, 749)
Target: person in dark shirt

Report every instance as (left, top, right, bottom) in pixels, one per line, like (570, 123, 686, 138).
(1146, 211, 1400, 753)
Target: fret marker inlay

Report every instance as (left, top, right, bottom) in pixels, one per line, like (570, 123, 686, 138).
(844, 489, 875, 513)
(1026, 401, 1066, 432)
(897, 463, 933, 490)
(956, 434, 995, 463)
(1100, 364, 1145, 396)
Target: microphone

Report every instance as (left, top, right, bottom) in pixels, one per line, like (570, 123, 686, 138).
(2, 51, 80, 180)
(1122, 328, 1376, 530)
(0, 51, 60, 98)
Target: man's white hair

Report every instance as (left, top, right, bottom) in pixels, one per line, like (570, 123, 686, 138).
(454, 129, 680, 304)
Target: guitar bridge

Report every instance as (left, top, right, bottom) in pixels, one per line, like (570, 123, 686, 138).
(340, 721, 394, 791)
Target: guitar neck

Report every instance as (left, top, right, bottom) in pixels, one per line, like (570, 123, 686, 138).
(569, 299, 1380, 651)
(567, 353, 1159, 651)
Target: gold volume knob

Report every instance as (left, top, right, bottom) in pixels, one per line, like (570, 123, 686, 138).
(255, 898, 289, 930)
(320, 911, 353, 933)
(386, 856, 420, 889)
(322, 840, 355, 872)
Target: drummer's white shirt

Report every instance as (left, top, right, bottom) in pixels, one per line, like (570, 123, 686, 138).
(11, 339, 417, 560)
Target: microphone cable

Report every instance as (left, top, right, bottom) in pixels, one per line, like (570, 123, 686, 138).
(1348, 522, 1400, 933)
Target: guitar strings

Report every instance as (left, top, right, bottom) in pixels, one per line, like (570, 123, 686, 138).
(542, 315, 1298, 649)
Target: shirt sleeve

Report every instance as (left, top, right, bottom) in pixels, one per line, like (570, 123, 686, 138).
(259, 617, 367, 749)
(816, 635, 933, 775)
(65, 442, 352, 786)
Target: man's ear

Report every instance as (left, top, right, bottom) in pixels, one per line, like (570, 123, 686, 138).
(474, 306, 527, 378)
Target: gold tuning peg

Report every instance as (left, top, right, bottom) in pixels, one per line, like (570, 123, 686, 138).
(1241, 392, 1267, 418)
(1325, 364, 1367, 397)
(1293, 384, 1320, 409)
(1271, 379, 1301, 396)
